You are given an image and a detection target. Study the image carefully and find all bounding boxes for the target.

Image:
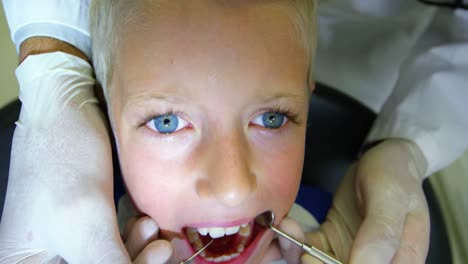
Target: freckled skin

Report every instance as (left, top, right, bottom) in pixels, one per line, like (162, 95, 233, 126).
(109, 1, 313, 262)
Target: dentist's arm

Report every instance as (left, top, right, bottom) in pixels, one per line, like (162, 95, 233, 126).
(0, 47, 131, 264)
(19, 36, 89, 63)
(304, 7, 468, 264)
(0, 1, 142, 262)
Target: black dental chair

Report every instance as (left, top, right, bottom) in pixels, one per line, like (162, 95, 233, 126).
(0, 83, 451, 263)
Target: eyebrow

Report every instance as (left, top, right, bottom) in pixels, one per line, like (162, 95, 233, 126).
(123, 90, 306, 113)
(123, 91, 188, 111)
(259, 92, 304, 103)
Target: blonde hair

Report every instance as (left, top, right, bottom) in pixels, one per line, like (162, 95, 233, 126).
(90, 0, 317, 100)
(295, 0, 317, 86)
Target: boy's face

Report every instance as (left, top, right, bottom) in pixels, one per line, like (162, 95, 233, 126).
(109, 1, 312, 262)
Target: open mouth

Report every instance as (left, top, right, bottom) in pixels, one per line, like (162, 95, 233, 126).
(183, 218, 267, 263)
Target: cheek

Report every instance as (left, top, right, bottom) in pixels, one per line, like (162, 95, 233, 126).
(120, 150, 172, 211)
(116, 135, 195, 229)
(266, 146, 304, 208)
(253, 128, 306, 214)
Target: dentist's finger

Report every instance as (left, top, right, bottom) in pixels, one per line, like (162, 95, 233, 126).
(125, 216, 159, 260)
(123, 217, 139, 241)
(301, 254, 324, 264)
(305, 165, 359, 262)
(133, 240, 173, 264)
(277, 217, 305, 263)
(350, 194, 407, 264)
(391, 202, 429, 264)
(305, 229, 336, 259)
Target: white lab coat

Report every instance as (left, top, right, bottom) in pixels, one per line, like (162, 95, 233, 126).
(3, 0, 468, 176)
(315, 0, 468, 176)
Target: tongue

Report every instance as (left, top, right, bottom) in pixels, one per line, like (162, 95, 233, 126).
(185, 222, 262, 259)
(200, 233, 245, 255)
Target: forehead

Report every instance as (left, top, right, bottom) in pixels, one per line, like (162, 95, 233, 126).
(124, 0, 299, 35)
(114, 0, 308, 99)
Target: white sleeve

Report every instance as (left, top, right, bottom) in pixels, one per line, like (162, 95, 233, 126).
(366, 9, 468, 177)
(2, 0, 91, 59)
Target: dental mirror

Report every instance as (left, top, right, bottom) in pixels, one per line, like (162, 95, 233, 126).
(255, 210, 342, 264)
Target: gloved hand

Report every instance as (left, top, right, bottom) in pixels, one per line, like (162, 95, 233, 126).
(303, 139, 430, 263)
(0, 52, 168, 263)
(121, 216, 172, 263)
(122, 214, 304, 264)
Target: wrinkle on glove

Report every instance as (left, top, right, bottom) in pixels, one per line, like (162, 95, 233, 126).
(16, 52, 97, 127)
(0, 52, 130, 264)
(304, 139, 430, 264)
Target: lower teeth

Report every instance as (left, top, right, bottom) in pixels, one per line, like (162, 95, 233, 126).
(185, 224, 253, 261)
(203, 252, 241, 262)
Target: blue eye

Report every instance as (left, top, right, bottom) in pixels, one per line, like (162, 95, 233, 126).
(252, 112, 287, 129)
(146, 113, 188, 134)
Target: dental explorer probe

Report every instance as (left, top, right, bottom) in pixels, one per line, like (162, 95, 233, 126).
(256, 210, 342, 264)
(179, 239, 214, 264)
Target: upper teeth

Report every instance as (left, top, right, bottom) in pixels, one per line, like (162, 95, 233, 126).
(197, 224, 247, 239)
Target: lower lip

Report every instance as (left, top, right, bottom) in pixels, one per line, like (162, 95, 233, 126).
(185, 225, 272, 264)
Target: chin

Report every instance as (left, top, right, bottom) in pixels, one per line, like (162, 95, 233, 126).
(167, 217, 276, 264)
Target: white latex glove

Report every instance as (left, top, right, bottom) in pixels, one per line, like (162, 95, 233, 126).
(121, 214, 304, 264)
(303, 139, 430, 264)
(121, 216, 173, 264)
(0, 52, 171, 263)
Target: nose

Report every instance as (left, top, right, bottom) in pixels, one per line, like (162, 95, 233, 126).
(196, 130, 257, 207)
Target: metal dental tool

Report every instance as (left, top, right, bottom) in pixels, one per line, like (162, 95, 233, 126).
(179, 239, 214, 264)
(256, 210, 342, 264)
